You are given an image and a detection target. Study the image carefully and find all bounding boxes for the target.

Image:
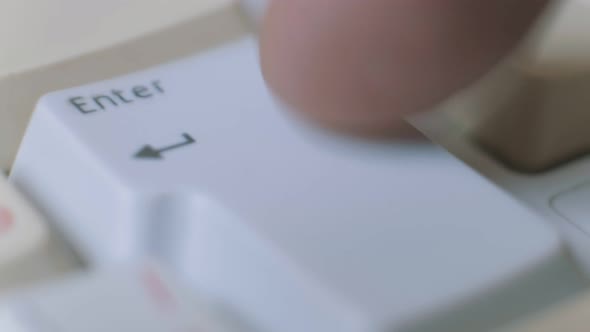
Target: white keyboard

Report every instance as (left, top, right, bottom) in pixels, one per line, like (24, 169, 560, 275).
(1, 0, 590, 331)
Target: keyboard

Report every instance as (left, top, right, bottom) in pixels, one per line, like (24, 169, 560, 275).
(1, 0, 590, 331)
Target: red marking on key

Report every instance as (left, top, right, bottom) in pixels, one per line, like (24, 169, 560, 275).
(0, 207, 13, 232)
(142, 266, 177, 312)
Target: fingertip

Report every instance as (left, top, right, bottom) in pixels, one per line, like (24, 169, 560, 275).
(260, 0, 550, 136)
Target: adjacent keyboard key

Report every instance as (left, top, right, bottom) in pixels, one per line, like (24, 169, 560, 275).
(0, 0, 247, 169)
(0, 174, 76, 288)
(519, 0, 590, 74)
(11, 38, 585, 332)
(459, 1, 590, 173)
(474, 70, 590, 173)
(0, 264, 239, 332)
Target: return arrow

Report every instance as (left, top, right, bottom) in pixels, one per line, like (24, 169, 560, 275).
(134, 133, 196, 160)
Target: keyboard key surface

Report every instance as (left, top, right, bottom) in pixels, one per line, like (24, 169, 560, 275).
(0, 0, 247, 169)
(0, 264, 238, 332)
(11, 38, 585, 332)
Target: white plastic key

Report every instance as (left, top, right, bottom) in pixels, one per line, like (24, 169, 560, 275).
(0, 174, 76, 288)
(11, 38, 586, 332)
(0, 0, 248, 169)
(0, 264, 239, 332)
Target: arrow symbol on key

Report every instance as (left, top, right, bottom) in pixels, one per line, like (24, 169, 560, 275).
(134, 133, 196, 160)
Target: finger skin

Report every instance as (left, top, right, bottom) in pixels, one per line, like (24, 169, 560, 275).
(260, 0, 551, 135)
